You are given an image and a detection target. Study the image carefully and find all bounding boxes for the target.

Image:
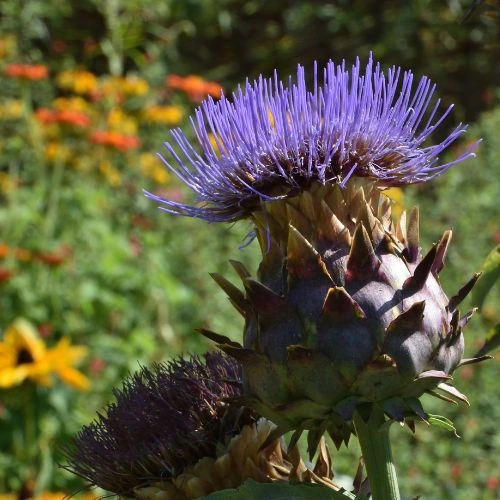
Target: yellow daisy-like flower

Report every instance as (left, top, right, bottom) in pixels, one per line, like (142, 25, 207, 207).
(0, 318, 89, 390)
(99, 160, 122, 187)
(0, 34, 16, 59)
(0, 172, 17, 193)
(121, 75, 149, 96)
(43, 338, 90, 391)
(56, 70, 98, 95)
(52, 96, 91, 114)
(139, 153, 170, 185)
(142, 105, 183, 125)
(45, 141, 72, 163)
(107, 108, 138, 135)
(0, 99, 23, 120)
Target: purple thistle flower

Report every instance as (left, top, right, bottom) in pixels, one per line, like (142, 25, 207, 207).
(62, 353, 255, 497)
(146, 54, 477, 223)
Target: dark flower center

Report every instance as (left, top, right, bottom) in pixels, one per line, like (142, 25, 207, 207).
(17, 348, 34, 365)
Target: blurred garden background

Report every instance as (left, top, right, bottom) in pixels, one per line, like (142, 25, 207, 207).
(0, 1, 499, 498)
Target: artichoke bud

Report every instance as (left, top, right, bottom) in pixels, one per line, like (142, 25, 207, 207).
(206, 179, 485, 453)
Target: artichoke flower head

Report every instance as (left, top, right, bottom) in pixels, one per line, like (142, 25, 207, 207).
(64, 353, 338, 498)
(147, 54, 487, 454)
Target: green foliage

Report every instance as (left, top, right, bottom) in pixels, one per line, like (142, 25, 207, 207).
(473, 245, 500, 356)
(202, 479, 356, 500)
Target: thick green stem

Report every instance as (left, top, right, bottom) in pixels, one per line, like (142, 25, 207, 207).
(353, 407, 401, 500)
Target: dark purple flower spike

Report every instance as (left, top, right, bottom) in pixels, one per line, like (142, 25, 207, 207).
(62, 353, 254, 497)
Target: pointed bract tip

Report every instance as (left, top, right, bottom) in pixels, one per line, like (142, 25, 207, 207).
(403, 244, 438, 293)
(347, 223, 380, 279)
(448, 272, 482, 312)
(322, 287, 366, 321)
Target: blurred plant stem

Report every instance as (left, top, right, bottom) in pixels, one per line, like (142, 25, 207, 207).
(21, 81, 47, 198)
(353, 408, 401, 500)
(44, 156, 65, 239)
(21, 382, 40, 496)
(97, 0, 125, 76)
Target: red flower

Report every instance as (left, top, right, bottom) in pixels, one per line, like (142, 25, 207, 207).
(51, 40, 66, 54)
(35, 245, 71, 266)
(0, 268, 14, 282)
(38, 323, 53, 339)
(90, 358, 106, 376)
(486, 476, 499, 491)
(129, 235, 142, 257)
(450, 462, 462, 480)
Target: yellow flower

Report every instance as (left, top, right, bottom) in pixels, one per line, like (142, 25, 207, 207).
(36, 493, 68, 500)
(96, 75, 149, 100)
(383, 187, 405, 219)
(208, 133, 228, 156)
(121, 75, 149, 96)
(56, 70, 97, 94)
(0, 99, 23, 120)
(0, 34, 16, 59)
(0, 318, 89, 390)
(99, 160, 122, 187)
(0, 172, 17, 193)
(139, 153, 170, 185)
(143, 105, 183, 125)
(52, 96, 91, 113)
(107, 108, 138, 135)
(43, 338, 90, 391)
(44, 142, 72, 163)
(0, 493, 96, 500)
(267, 108, 275, 127)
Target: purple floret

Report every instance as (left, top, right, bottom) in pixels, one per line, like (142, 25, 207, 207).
(146, 54, 477, 222)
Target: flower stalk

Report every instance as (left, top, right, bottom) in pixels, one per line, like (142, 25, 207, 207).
(353, 407, 400, 500)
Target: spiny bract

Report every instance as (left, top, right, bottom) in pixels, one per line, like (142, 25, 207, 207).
(204, 180, 485, 453)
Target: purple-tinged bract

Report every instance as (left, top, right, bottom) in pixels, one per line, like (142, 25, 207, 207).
(146, 54, 476, 222)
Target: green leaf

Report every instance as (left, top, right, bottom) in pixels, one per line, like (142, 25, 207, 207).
(427, 414, 460, 438)
(471, 245, 500, 310)
(475, 323, 500, 356)
(201, 479, 356, 500)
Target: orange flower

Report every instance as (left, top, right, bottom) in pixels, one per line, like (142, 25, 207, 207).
(90, 130, 140, 151)
(0, 244, 8, 259)
(0, 244, 32, 262)
(166, 74, 223, 102)
(14, 248, 32, 261)
(57, 109, 91, 127)
(35, 108, 91, 128)
(4, 63, 48, 80)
